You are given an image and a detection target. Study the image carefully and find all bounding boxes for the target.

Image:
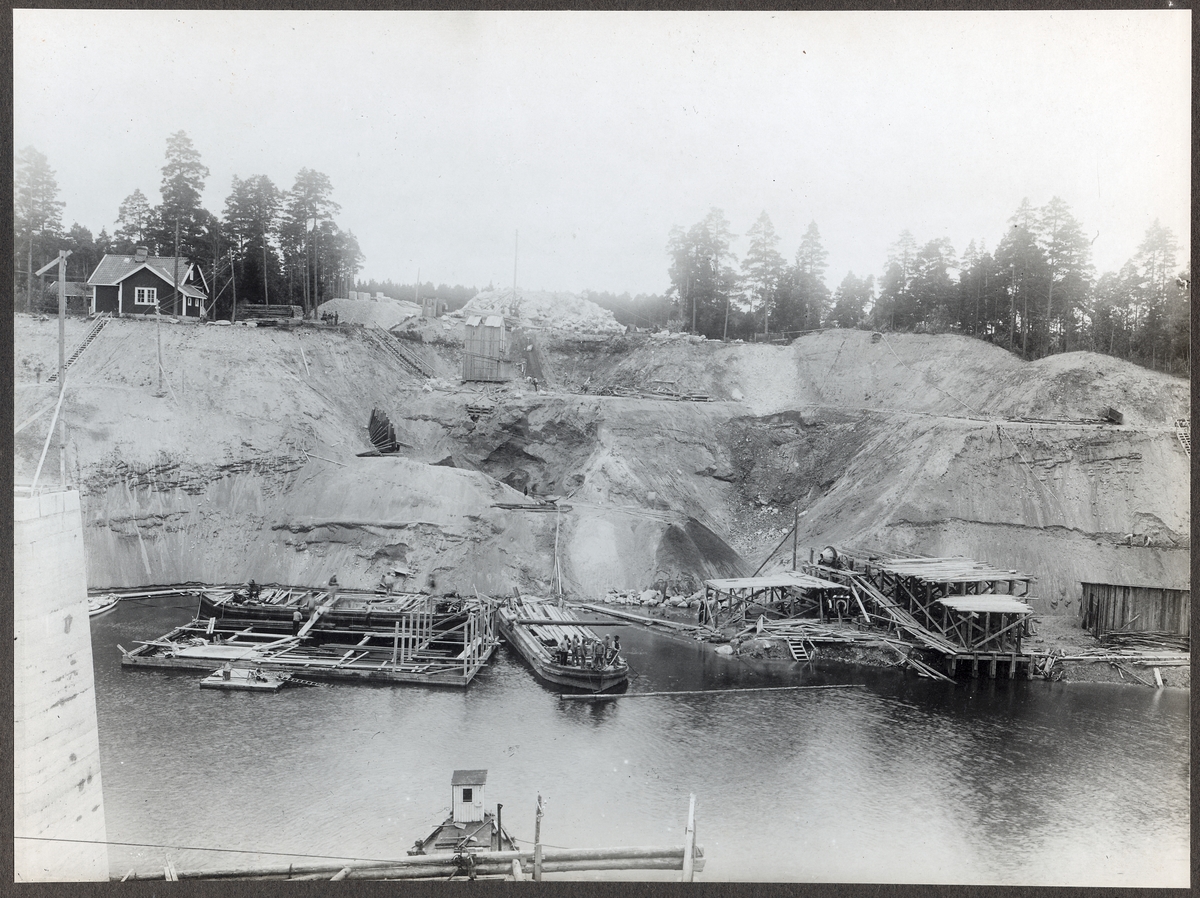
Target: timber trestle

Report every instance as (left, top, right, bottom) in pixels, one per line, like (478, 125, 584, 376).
(806, 554, 1041, 679)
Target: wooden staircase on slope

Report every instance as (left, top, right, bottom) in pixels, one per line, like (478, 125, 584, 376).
(1175, 418, 1190, 457)
(372, 327, 433, 378)
(47, 313, 111, 384)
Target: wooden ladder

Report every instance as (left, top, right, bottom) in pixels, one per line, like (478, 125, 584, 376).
(1175, 418, 1190, 457)
(47, 313, 111, 383)
(785, 637, 812, 662)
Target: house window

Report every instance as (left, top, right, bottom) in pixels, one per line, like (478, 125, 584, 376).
(134, 287, 157, 306)
(461, 789, 472, 803)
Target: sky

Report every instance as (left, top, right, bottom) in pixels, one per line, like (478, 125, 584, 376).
(14, 10, 1192, 296)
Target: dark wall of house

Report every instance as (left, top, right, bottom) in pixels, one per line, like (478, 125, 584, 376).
(119, 268, 183, 316)
(94, 286, 119, 314)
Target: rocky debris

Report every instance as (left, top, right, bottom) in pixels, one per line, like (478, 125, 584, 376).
(317, 295, 422, 330)
(453, 289, 625, 334)
(597, 588, 703, 609)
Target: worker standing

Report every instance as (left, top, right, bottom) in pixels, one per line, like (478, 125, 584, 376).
(292, 606, 303, 636)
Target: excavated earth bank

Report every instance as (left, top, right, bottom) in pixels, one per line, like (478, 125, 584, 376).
(15, 316, 1188, 658)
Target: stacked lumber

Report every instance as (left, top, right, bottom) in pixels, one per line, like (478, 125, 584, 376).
(1102, 631, 1189, 652)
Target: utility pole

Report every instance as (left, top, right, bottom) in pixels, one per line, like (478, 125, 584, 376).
(512, 229, 519, 312)
(173, 218, 180, 317)
(31, 251, 71, 491)
(230, 248, 239, 324)
(262, 221, 270, 306)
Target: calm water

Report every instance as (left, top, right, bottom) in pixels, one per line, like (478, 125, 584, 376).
(90, 597, 1189, 886)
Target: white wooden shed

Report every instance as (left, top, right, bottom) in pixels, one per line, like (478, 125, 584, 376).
(451, 769, 487, 824)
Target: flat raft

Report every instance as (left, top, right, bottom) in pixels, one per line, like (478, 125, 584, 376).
(497, 598, 628, 693)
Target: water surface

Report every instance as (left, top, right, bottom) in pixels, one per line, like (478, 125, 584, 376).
(91, 597, 1189, 885)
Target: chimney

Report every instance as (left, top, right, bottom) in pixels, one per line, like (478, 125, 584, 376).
(134, 247, 148, 263)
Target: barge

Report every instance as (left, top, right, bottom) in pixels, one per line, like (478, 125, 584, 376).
(410, 770, 517, 857)
(497, 597, 628, 692)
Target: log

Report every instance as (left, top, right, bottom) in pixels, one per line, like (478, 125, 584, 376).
(562, 684, 863, 701)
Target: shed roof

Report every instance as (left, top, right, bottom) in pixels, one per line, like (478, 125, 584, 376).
(874, 556, 1031, 583)
(705, 572, 845, 592)
(936, 597, 1034, 614)
(451, 769, 488, 786)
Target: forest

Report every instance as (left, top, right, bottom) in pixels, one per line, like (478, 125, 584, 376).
(663, 205, 1189, 376)
(13, 135, 363, 321)
(13, 138, 1189, 377)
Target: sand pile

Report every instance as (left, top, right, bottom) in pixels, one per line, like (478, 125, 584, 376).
(317, 295, 421, 330)
(453, 289, 625, 334)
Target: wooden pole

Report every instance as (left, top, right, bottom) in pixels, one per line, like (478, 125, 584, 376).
(57, 251, 68, 486)
(681, 793, 696, 882)
(533, 794, 543, 882)
(791, 505, 799, 570)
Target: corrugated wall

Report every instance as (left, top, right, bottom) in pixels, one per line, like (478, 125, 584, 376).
(463, 323, 508, 382)
(1081, 582, 1190, 636)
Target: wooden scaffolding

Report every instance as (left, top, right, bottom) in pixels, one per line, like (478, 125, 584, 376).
(860, 555, 1038, 678)
(702, 571, 851, 628)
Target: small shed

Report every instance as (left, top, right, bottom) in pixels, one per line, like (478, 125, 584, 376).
(1081, 582, 1190, 638)
(451, 769, 487, 824)
(462, 315, 510, 382)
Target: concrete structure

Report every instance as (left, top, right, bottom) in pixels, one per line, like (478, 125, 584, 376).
(14, 487, 109, 881)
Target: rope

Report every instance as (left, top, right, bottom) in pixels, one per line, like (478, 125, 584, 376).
(879, 333, 982, 416)
(15, 835, 409, 866)
(995, 427, 1071, 522)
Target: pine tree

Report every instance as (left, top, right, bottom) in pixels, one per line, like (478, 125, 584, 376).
(14, 146, 64, 311)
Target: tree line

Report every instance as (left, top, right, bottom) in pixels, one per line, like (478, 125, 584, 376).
(13, 134, 364, 320)
(664, 202, 1189, 376)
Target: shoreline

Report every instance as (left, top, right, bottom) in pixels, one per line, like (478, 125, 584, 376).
(580, 601, 1191, 691)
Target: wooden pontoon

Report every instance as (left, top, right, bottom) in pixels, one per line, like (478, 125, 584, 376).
(200, 666, 292, 692)
(122, 590, 497, 687)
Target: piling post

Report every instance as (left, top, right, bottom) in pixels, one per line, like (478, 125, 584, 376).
(792, 506, 799, 570)
(533, 794, 544, 882)
(680, 793, 696, 882)
(392, 621, 399, 665)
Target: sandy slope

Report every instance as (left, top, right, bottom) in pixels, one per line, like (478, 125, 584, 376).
(14, 316, 1189, 613)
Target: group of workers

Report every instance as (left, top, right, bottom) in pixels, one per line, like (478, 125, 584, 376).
(554, 633, 620, 669)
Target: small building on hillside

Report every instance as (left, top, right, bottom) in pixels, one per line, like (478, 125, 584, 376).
(462, 314, 511, 382)
(86, 247, 208, 318)
(1080, 581, 1190, 638)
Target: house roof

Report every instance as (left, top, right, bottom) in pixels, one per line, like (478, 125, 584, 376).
(87, 253, 203, 294)
(451, 769, 488, 786)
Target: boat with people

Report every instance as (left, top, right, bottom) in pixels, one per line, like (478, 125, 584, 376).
(193, 581, 459, 632)
(496, 596, 628, 692)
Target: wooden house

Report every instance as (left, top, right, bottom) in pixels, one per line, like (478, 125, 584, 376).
(86, 247, 208, 318)
(462, 315, 511, 382)
(1081, 582, 1190, 638)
